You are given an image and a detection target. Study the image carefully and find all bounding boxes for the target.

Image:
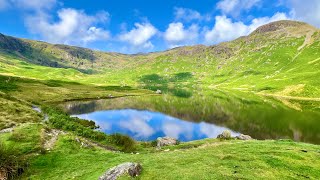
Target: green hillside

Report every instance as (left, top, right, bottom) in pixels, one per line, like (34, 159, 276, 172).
(0, 20, 319, 99)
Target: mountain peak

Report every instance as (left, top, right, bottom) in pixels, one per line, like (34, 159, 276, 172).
(251, 20, 316, 35)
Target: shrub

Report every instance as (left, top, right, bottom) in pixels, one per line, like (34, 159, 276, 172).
(109, 133, 136, 152)
(0, 142, 27, 179)
(151, 140, 158, 147)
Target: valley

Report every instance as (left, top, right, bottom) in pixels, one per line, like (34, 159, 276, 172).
(0, 20, 320, 179)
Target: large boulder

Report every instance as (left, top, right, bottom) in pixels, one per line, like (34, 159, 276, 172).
(99, 162, 142, 180)
(236, 134, 253, 140)
(217, 130, 232, 139)
(157, 137, 178, 148)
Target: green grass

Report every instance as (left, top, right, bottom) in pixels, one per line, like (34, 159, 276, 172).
(24, 134, 320, 180)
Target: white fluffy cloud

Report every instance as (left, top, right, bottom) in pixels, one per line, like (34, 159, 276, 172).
(119, 23, 157, 50)
(217, 0, 261, 17)
(287, 0, 320, 27)
(174, 7, 204, 22)
(25, 8, 110, 45)
(204, 12, 288, 44)
(164, 22, 199, 47)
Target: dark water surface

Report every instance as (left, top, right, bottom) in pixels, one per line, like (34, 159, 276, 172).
(60, 91, 320, 143)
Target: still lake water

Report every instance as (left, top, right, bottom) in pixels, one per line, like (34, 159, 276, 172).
(73, 109, 239, 141)
(60, 91, 320, 143)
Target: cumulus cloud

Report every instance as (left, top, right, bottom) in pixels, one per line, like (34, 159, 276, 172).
(204, 12, 288, 44)
(25, 8, 110, 45)
(287, 0, 320, 27)
(119, 22, 157, 50)
(164, 22, 199, 47)
(217, 0, 261, 17)
(174, 7, 206, 22)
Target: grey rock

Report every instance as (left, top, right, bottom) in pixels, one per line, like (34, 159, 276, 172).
(217, 130, 232, 139)
(0, 126, 15, 133)
(75, 137, 93, 148)
(99, 162, 142, 180)
(236, 134, 253, 140)
(155, 89, 162, 94)
(157, 137, 178, 148)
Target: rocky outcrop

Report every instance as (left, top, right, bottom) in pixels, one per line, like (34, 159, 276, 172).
(252, 20, 309, 34)
(157, 137, 178, 148)
(217, 130, 231, 139)
(236, 134, 253, 140)
(98, 162, 142, 180)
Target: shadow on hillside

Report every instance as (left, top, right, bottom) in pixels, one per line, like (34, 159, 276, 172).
(138, 72, 193, 98)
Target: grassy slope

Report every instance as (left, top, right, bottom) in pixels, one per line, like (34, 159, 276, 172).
(0, 20, 319, 98)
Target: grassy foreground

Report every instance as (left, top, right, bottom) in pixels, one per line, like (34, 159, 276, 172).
(1, 123, 319, 179)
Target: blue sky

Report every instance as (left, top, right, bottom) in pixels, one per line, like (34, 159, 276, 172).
(0, 0, 319, 54)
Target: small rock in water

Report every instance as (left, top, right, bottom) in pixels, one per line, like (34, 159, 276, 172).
(155, 89, 162, 94)
(236, 134, 253, 140)
(99, 162, 142, 180)
(157, 137, 178, 148)
(217, 130, 232, 139)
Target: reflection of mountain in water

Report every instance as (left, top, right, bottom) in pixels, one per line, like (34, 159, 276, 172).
(59, 90, 320, 144)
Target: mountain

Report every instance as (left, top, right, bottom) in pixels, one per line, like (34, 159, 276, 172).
(0, 20, 319, 97)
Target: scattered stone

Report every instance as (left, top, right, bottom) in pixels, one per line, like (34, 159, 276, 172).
(217, 130, 232, 139)
(0, 127, 15, 134)
(108, 94, 114, 98)
(157, 137, 178, 148)
(32, 105, 42, 113)
(236, 134, 253, 140)
(164, 149, 170, 152)
(99, 162, 142, 180)
(75, 137, 93, 148)
(155, 89, 162, 94)
(43, 129, 64, 150)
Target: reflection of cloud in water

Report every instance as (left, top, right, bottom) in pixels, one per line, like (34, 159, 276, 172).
(73, 109, 239, 141)
(119, 116, 155, 139)
(199, 122, 239, 138)
(162, 116, 194, 140)
(162, 121, 184, 139)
